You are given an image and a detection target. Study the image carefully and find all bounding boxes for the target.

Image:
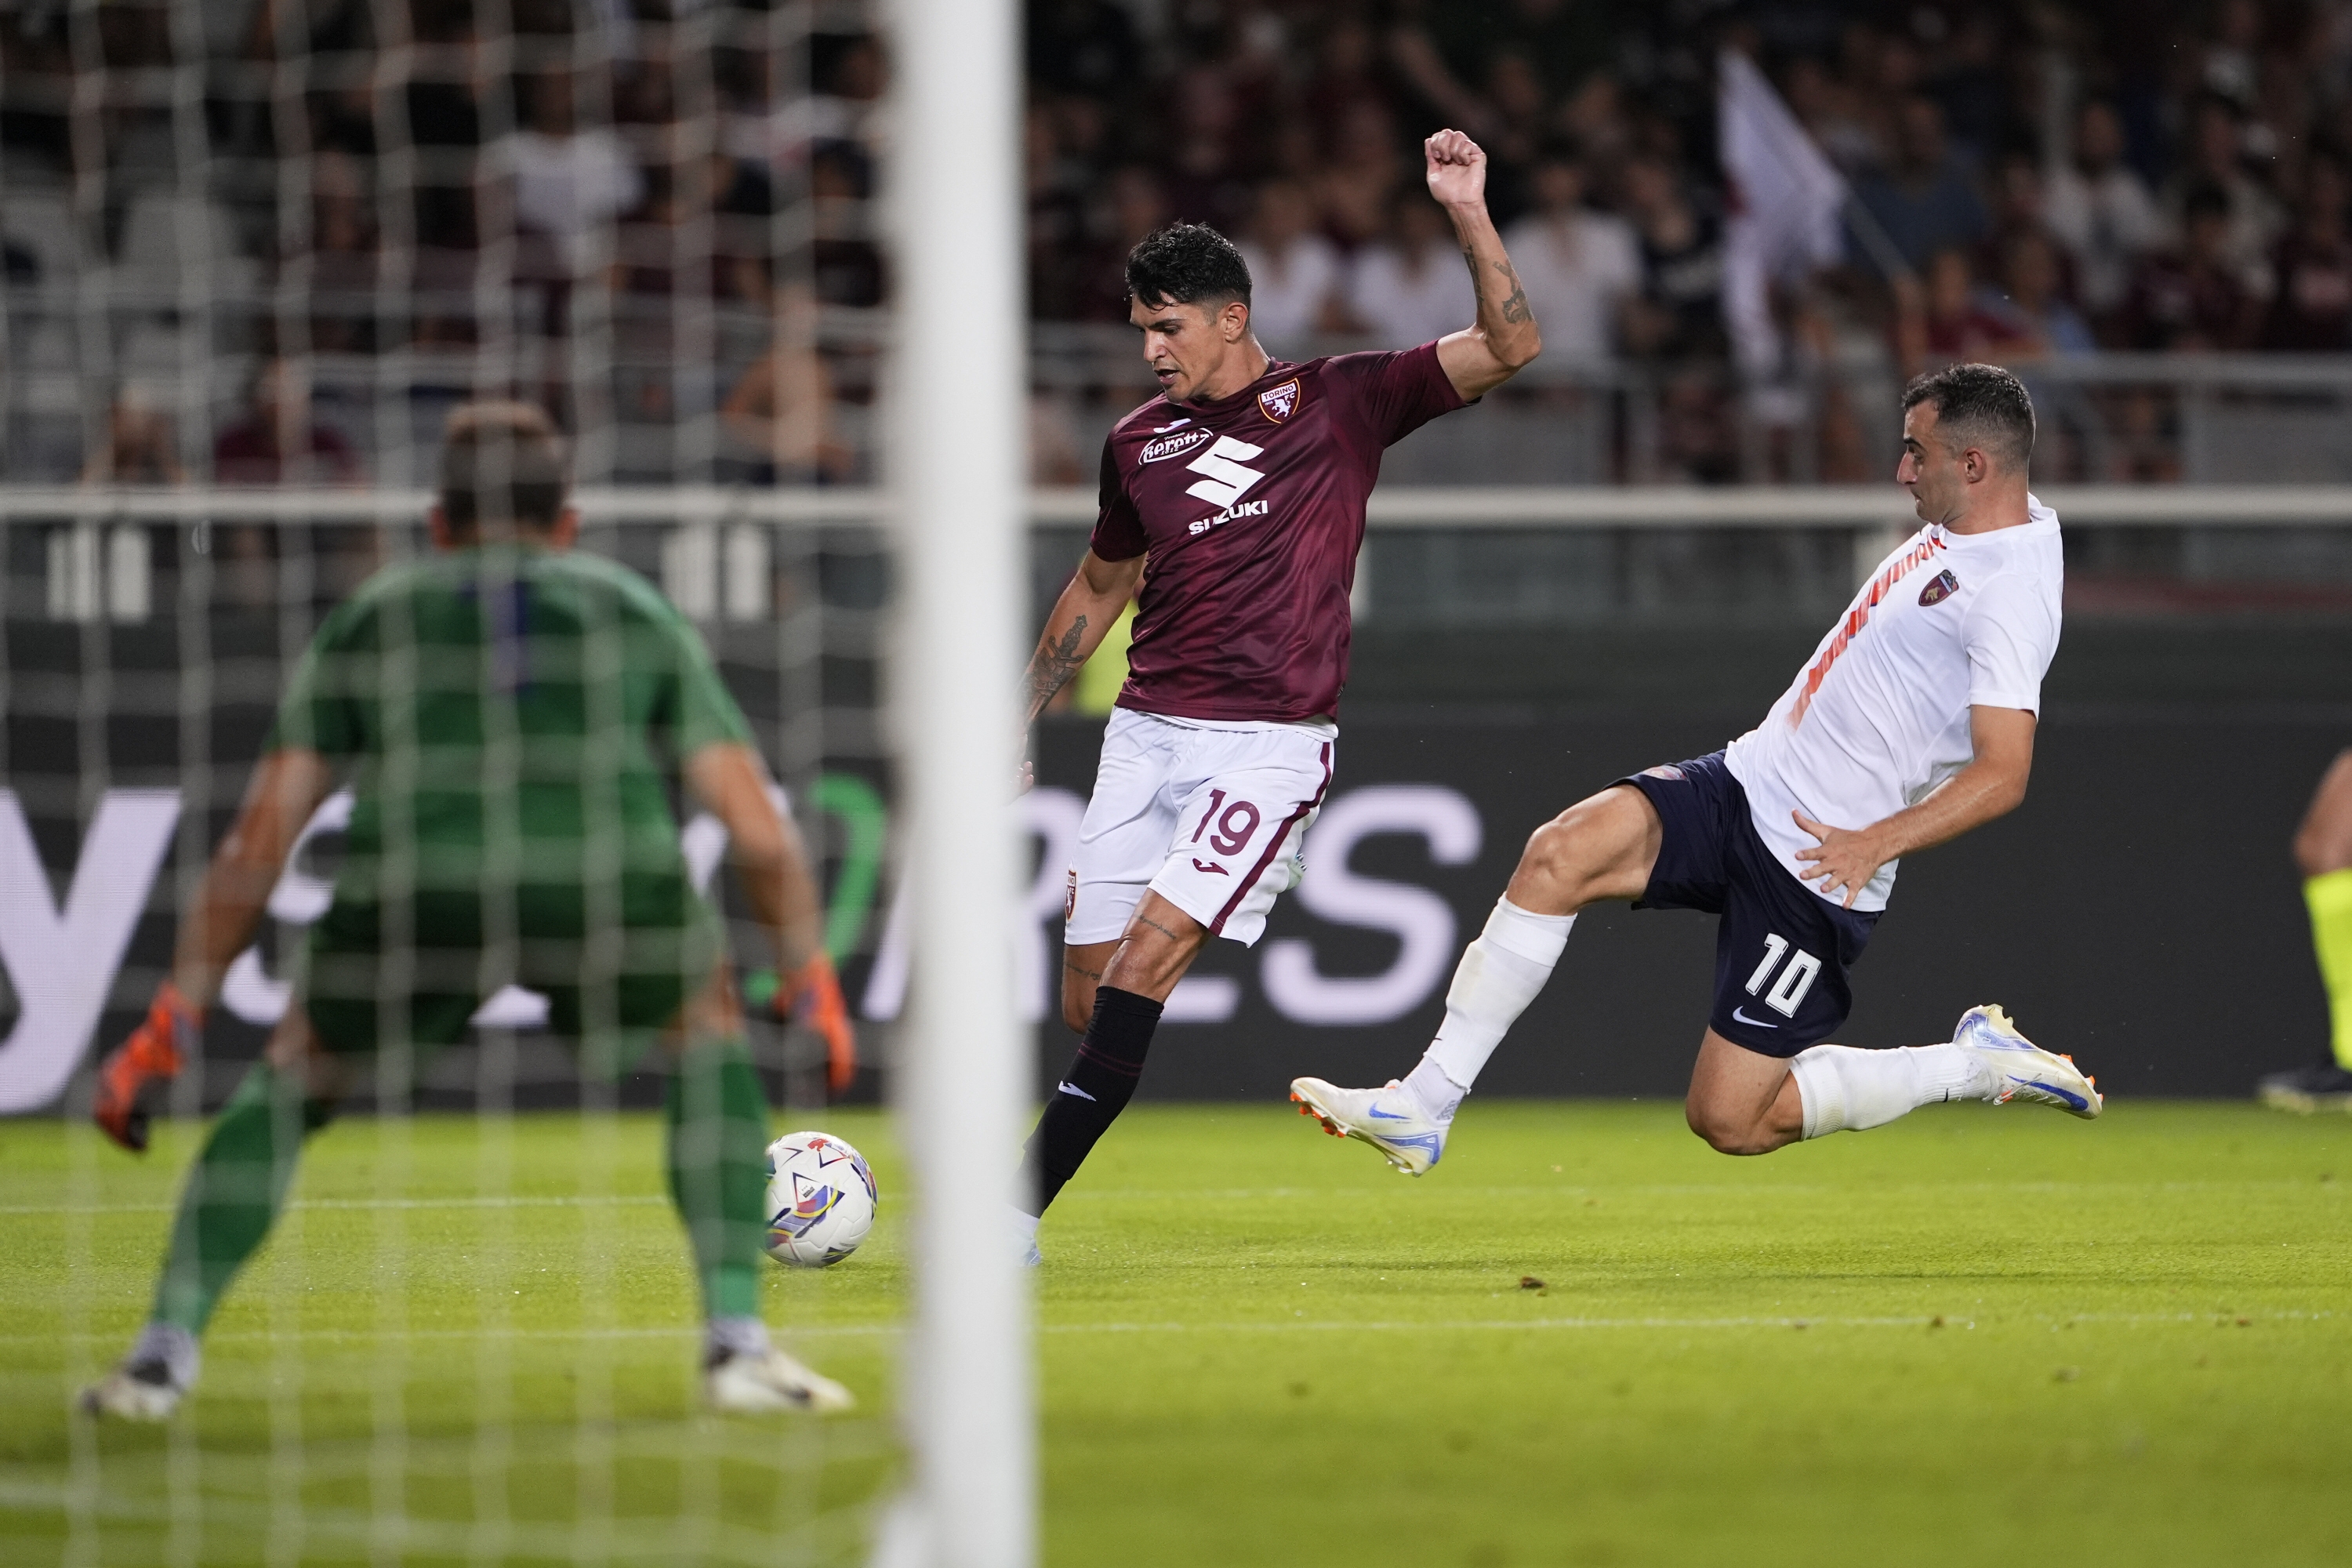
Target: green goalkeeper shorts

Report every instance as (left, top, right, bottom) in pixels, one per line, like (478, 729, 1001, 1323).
(295, 887, 726, 1069)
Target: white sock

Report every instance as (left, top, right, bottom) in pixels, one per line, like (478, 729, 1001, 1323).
(131, 1321, 200, 1391)
(1403, 1058, 1464, 1122)
(1412, 898, 1575, 1117)
(706, 1315, 771, 1363)
(1788, 1042, 1981, 1139)
(1010, 1207, 1040, 1243)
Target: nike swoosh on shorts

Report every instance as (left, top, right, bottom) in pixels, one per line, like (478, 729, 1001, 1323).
(1731, 1007, 1780, 1029)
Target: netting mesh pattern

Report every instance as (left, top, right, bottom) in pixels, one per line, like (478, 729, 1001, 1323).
(1, 2, 906, 1559)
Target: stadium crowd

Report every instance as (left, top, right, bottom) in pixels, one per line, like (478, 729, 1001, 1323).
(1026, 0, 2352, 362)
(8, 1, 2352, 484)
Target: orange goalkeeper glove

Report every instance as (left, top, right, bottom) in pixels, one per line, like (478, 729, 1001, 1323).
(93, 980, 201, 1154)
(774, 952, 856, 1096)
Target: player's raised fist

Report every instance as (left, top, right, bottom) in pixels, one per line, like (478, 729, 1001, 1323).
(1424, 129, 1488, 209)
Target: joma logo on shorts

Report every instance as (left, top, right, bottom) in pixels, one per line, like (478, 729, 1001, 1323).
(1189, 499, 1269, 535)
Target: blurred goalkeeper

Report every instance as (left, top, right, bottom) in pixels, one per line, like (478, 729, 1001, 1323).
(82, 401, 855, 1421)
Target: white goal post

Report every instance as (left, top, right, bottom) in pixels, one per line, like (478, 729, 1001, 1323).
(877, 0, 1033, 1565)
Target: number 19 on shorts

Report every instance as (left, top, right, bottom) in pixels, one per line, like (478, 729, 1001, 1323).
(1744, 933, 1821, 1017)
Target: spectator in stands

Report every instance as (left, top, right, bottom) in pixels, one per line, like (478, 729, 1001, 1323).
(1235, 180, 1344, 358)
(302, 151, 379, 355)
(1852, 96, 1987, 272)
(2043, 99, 2165, 326)
(1028, 103, 1089, 319)
(1162, 64, 1247, 231)
(1988, 230, 2097, 359)
(493, 67, 644, 292)
(811, 143, 887, 310)
(1779, 53, 1878, 176)
(2122, 184, 2264, 352)
(1342, 191, 1474, 350)
(1027, 0, 1142, 103)
(213, 358, 361, 485)
(721, 283, 851, 486)
(81, 390, 186, 486)
(1619, 154, 1726, 365)
(1071, 165, 1167, 323)
(1479, 51, 1549, 223)
(2165, 93, 2284, 292)
(1501, 147, 1639, 366)
(2263, 154, 2352, 350)
(1895, 248, 2035, 377)
(1302, 16, 1395, 139)
(1319, 97, 1408, 249)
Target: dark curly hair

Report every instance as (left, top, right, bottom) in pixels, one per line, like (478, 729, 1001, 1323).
(1901, 362, 2035, 470)
(1124, 222, 1253, 310)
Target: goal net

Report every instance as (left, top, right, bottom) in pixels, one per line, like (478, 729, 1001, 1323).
(1, 2, 1029, 1564)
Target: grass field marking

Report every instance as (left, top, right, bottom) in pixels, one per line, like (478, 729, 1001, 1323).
(1058, 1177, 2345, 1201)
(1034, 1308, 2344, 1335)
(0, 1477, 870, 1566)
(0, 1195, 670, 1216)
(0, 1323, 904, 1349)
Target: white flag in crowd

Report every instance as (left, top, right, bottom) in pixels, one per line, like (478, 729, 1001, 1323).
(1718, 49, 1847, 380)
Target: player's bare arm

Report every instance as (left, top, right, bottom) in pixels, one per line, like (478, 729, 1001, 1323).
(172, 747, 339, 1007)
(1025, 548, 1146, 728)
(1794, 705, 2038, 907)
(685, 742, 826, 974)
(684, 739, 856, 1087)
(1425, 129, 1542, 401)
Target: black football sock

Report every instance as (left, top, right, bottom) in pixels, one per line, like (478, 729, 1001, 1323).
(1017, 985, 1163, 1215)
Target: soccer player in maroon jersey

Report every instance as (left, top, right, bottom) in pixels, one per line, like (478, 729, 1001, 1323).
(1010, 130, 1541, 1261)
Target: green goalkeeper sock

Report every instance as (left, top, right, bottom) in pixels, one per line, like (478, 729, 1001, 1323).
(2310, 870, 2352, 1071)
(151, 1062, 335, 1334)
(665, 1037, 772, 1322)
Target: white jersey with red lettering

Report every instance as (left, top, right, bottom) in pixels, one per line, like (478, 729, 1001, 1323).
(1722, 495, 2063, 913)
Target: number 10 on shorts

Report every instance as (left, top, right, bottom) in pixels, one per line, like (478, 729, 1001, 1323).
(1744, 933, 1821, 1017)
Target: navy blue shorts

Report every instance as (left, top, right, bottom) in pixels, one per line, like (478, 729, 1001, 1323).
(1619, 752, 1878, 1058)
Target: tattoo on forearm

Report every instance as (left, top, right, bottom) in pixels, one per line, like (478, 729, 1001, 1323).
(1024, 614, 1087, 717)
(1464, 249, 1531, 326)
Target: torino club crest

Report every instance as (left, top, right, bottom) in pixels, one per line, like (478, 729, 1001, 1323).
(1258, 379, 1300, 422)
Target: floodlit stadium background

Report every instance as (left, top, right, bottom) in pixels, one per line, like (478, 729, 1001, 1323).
(3, 1, 2351, 1564)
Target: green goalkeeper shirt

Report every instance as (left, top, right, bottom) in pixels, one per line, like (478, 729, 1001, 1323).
(270, 542, 752, 963)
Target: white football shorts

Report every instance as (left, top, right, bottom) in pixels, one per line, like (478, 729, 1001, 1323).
(1065, 707, 1336, 948)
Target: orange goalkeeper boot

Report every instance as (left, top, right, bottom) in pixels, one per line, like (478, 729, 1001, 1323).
(93, 982, 201, 1153)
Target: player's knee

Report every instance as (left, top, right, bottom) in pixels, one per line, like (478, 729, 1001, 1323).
(1684, 1096, 1771, 1156)
(2296, 750, 2352, 876)
(1518, 815, 1591, 899)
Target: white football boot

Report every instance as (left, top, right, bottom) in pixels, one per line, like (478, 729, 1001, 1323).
(1952, 1004, 2103, 1119)
(81, 1360, 182, 1422)
(706, 1347, 855, 1414)
(81, 1323, 196, 1421)
(1289, 1076, 1449, 1174)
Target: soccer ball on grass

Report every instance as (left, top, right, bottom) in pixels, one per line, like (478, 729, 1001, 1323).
(762, 1131, 879, 1268)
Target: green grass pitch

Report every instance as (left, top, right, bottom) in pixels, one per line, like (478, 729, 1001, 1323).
(3, 1099, 2350, 1566)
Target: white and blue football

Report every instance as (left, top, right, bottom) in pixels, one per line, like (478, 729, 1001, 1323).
(762, 1131, 879, 1268)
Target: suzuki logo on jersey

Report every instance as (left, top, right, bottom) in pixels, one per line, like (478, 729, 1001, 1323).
(1140, 426, 1216, 463)
(1188, 499, 1269, 535)
(1183, 435, 1267, 509)
(1258, 379, 1301, 422)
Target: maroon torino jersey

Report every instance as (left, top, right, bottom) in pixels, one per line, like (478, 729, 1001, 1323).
(1089, 343, 1465, 723)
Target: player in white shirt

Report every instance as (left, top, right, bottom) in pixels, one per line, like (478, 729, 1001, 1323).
(1292, 363, 2102, 1174)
